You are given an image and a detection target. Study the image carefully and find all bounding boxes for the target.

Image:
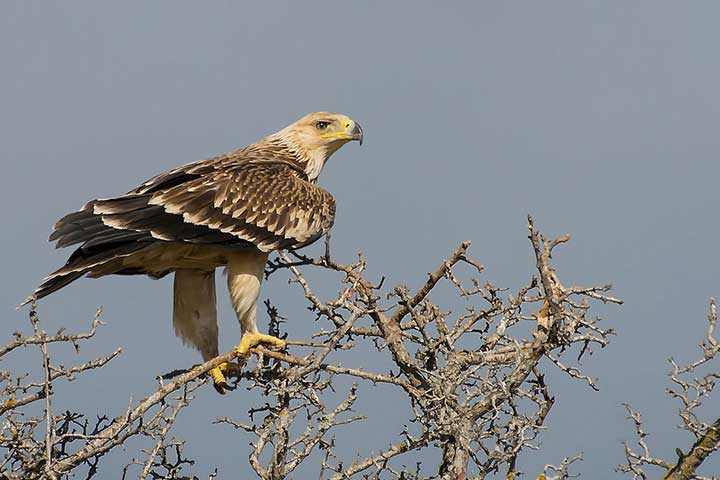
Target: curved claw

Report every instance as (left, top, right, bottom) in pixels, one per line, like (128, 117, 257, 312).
(208, 362, 242, 394)
(208, 334, 286, 394)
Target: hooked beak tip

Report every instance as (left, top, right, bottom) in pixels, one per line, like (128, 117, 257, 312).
(351, 122, 363, 145)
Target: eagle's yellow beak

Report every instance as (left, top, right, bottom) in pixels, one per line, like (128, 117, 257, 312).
(321, 117, 364, 145)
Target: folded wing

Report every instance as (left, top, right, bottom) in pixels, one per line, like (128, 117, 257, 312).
(26, 159, 335, 303)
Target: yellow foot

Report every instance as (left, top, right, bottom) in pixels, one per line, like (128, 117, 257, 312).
(236, 332, 287, 358)
(208, 362, 242, 395)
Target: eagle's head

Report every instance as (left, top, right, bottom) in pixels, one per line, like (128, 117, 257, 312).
(269, 112, 363, 181)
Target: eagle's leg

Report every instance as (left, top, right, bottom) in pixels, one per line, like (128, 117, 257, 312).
(227, 251, 286, 360)
(172, 269, 238, 393)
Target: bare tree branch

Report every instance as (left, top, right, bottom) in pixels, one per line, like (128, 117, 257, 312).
(2, 218, 631, 479)
(620, 299, 720, 480)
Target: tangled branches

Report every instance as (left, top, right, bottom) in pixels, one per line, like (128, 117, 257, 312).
(241, 215, 621, 479)
(0, 217, 640, 478)
(620, 299, 720, 480)
(0, 308, 219, 479)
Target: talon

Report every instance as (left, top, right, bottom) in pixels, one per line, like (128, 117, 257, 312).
(208, 362, 242, 394)
(236, 332, 287, 358)
(206, 334, 287, 394)
(209, 366, 229, 394)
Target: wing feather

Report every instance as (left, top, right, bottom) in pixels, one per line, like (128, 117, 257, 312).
(50, 159, 335, 255)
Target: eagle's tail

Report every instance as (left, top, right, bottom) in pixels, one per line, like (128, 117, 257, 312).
(19, 197, 160, 307)
(20, 241, 149, 307)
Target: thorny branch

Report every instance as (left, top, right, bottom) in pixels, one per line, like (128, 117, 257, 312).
(1, 218, 636, 479)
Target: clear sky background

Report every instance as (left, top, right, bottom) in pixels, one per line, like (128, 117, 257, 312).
(2, 2, 720, 478)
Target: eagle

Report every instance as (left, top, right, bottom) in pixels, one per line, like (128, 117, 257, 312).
(22, 112, 363, 393)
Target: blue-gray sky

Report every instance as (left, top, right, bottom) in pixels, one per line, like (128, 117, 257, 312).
(2, 1, 720, 477)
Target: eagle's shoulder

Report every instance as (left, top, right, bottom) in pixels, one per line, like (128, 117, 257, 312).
(128, 151, 240, 196)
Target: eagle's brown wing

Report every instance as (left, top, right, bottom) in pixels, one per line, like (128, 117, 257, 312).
(94, 160, 335, 252)
(27, 160, 334, 303)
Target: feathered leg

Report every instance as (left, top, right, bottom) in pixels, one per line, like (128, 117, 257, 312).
(173, 268, 219, 358)
(173, 269, 238, 392)
(226, 251, 285, 363)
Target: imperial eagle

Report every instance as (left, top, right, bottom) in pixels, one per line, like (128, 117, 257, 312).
(23, 112, 363, 393)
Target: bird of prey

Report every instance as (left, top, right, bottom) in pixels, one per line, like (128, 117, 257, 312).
(22, 112, 363, 393)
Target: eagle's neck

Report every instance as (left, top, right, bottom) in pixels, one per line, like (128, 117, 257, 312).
(262, 131, 332, 183)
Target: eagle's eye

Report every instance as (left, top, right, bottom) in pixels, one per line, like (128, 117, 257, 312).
(315, 121, 330, 130)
